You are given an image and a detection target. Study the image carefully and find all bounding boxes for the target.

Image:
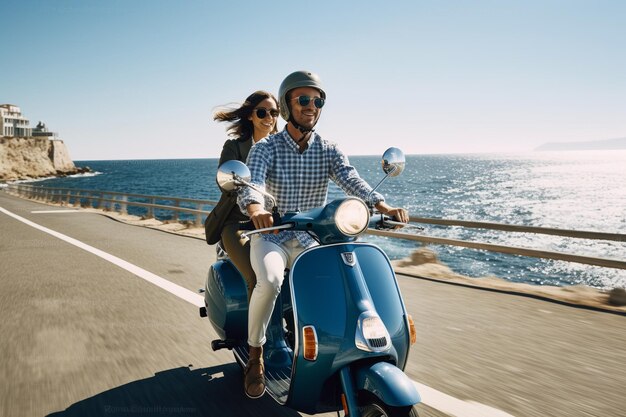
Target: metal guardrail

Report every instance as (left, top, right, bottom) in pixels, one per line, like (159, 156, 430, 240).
(6, 183, 626, 270)
(367, 229, 626, 270)
(7, 184, 218, 226)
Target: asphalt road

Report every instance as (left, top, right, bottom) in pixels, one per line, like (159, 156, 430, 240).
(1, 191, 624, 417)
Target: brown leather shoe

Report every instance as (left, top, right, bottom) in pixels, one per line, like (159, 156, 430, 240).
(244, 347, 265, 399)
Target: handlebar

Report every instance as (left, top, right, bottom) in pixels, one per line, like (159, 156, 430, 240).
(370, 214, 402, 230)
(238, 210, 286, 238)
(238, 220, 255, 231)
(370, 213, 424, 231)
(238, 211, 420, 239)
(239, 223, 293, 239)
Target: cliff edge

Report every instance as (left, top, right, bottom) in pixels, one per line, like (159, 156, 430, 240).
(0, 137, 86, 182)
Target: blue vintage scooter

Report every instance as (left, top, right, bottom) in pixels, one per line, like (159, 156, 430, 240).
(200, 148, 421, 417)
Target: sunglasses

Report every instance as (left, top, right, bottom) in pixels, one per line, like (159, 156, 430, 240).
(254, 108, 279, 119)
(292, 95, 325, 109)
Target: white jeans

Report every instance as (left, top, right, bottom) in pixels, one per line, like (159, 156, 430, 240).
(247, 236, 308, 347)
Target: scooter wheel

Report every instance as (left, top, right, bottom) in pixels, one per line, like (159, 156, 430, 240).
(359, 400, 419, 417)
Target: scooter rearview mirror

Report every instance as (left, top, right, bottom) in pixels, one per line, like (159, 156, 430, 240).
(217, 159, 279, 208)
(367, 147, 406, 205)
(381, 147, 405, 177)
(216, 160, 251, 191)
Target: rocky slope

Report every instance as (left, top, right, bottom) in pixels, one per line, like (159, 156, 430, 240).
(0, 137, 87, 182)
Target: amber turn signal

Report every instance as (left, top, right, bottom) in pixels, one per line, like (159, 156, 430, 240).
(302, 325, 318, 361)
(408, 315, 417, 345)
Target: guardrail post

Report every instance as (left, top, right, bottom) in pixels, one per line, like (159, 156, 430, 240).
(173, 199, 180, 222)
(120, 195, 128, 215)
(83, 191, 90, 208)
(147, 197, 155, 219)
(195, 203, 202, 227)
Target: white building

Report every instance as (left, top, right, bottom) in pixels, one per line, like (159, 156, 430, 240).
(32, 121, 59, 139)
(0, 104, 33, 137)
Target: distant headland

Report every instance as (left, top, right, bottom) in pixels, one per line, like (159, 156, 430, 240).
(0, 104, 90, 183)
(535, 136, 626, 151)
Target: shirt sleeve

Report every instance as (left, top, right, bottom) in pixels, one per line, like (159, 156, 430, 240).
(237, 140, 272, 213)
(328, 143, 385, 206)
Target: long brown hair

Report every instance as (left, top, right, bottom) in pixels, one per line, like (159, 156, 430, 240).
(213, 90, 279, 139)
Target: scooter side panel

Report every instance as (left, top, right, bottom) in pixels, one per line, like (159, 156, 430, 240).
(205, 260, 248, 340)
(287, 243, 410, 413)
(287, 245, 353, 413)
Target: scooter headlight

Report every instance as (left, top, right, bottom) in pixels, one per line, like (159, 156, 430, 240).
(335, 198, 370, 237)
(355, 311, 391, 352)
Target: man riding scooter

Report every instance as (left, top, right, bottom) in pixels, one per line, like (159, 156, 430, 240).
(238, 70, 409, 399)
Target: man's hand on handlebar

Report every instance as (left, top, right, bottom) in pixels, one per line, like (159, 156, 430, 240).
(384, 207, 409, 224)
(247, 203, 274, 232)
(375, 201, 409, 224)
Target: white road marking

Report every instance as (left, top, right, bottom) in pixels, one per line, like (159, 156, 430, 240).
(414, 382, 515, 417)
(31, 210, 82, 214)
(1, 205, 516, 417)
(1, 206, 204, 308)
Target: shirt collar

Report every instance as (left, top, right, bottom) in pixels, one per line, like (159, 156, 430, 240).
(281, 127, 317, 153)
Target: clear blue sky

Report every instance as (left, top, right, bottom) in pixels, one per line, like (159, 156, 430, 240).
(2, 0, 625, 160)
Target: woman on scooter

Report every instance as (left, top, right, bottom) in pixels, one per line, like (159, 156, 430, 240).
(206, 90, 280, 300)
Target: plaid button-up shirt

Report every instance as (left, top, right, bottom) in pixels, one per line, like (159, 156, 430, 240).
(238, 129, 384, 247)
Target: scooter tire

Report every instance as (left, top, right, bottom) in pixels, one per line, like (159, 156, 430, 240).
(359, 400, 419, 417)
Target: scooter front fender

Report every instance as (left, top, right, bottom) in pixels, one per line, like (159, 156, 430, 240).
(355, 362, 421, 407)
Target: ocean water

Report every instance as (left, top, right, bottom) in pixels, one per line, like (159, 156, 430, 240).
(34, 151, 626, 290)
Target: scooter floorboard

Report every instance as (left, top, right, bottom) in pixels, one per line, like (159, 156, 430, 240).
(233, 345, 292, 404)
